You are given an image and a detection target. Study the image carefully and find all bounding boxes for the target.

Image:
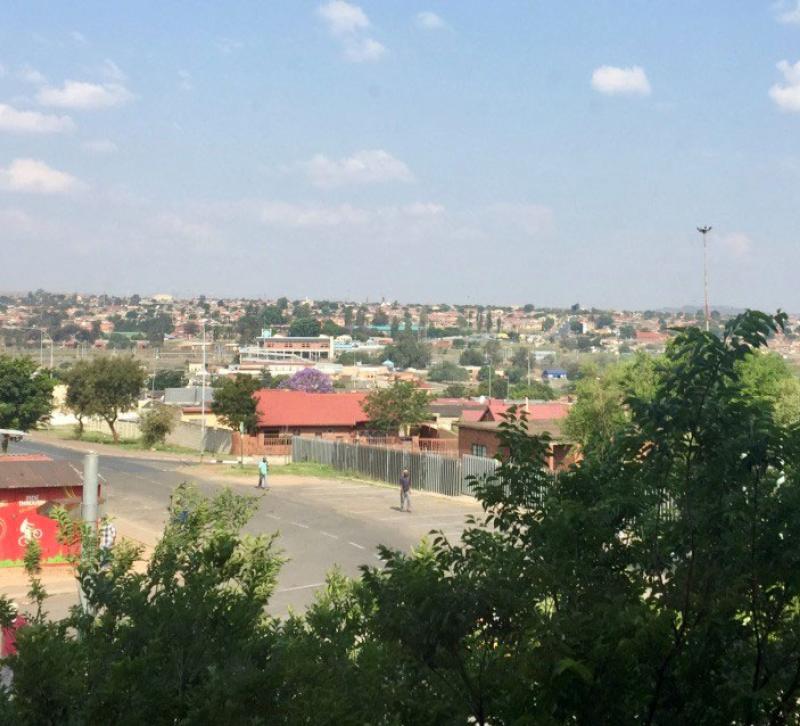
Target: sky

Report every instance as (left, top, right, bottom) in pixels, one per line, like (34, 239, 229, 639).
(1, 1, 800, 310)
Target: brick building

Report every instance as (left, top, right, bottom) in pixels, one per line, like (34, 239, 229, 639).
(457, 419, 575, 472)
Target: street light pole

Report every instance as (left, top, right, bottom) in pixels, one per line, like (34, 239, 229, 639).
(200, 320, 207, 458)
(697, 226, 712, 332)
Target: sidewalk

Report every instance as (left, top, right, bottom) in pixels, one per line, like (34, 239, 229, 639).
(28, 430, 203, 464)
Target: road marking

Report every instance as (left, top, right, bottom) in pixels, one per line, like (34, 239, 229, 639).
(277, 582, 325, 593)
(348, 541, 365, 550)
(376, 513, 469, 522)
(320, 531, 338, 539)
(290, 521, 310, 529)
(265, 513, 281, 520)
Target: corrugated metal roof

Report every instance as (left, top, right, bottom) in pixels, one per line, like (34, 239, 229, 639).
(0, 459, 84, 489)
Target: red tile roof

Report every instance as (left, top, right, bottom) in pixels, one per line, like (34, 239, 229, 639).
(480, 400, 570, 422)
(254, 390, 370, 429)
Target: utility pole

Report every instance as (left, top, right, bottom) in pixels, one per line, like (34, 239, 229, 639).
(79, 451, 99, 615)
(200, 320, 207, 458)
(697, 226, 712, 332)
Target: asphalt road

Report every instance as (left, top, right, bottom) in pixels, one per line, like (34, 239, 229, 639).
(6, 439, 482, 617)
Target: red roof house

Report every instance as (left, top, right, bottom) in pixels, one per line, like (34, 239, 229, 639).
(478, 400, 571, 422)
(254, 390, 370, 435)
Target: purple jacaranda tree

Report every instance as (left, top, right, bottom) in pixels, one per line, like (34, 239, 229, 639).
(278, 367, 334, 393)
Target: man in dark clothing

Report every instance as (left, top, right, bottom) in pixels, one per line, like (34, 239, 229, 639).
(399, 468, 411, 512)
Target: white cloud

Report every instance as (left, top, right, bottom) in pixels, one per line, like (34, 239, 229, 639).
(71, 30, 87, 45)
(0, 103, 74, 133)
(256, 200, 443, 228)
(403, 202, 445, 216)
(178, 69, 193, 91)
(215, 37, 243, 54)
(37, 80, 134, 109)
(415, 11, 444, 30)
(318, 1, 369, 35)
(318, 1, 385, 62)
(0, 158, 81, 193)
(777, 1, 800, 24)
(483, 203, 555, 236)
(344, 37, 386, 62)
(304, 149, 413, 187)
(83, 139, 118, 153)
(770, 60, 800, 111)
(17, 65, 46, 85)
(719, 232, 752, 258)
(591, 65, 651, 96)
(100, 59, 126, 81)
(261, 201, 371, 228)
(0, 64, 6, 77)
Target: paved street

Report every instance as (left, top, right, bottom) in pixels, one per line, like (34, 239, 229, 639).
(2, 439, 482, 618)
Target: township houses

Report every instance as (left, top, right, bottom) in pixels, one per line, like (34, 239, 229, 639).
(0, 454, 94, 564)
(239, 330, 335, 376)
(254, 390, 370, 436)
(457, 400, 576, 472)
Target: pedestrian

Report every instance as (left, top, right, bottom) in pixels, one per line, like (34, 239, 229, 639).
(399, 468, 411, 512)
(257, 456, 269, 490)
(99, 518, 116, 569)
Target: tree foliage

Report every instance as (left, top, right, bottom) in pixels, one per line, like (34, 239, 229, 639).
(427, 360, 469, 383)
(6, 311, 800, 724)
(363, 381, 431, 434)
(382, 336, 431, 369)
(288, 317, 322, 337)
(278, 368, 333, 393)
(64, 357, 147, 442)
(0, 355, 54, 448)
(212, 375, 259, 433)
(140, 404, 177, 447)
(565, 352, 658, 449)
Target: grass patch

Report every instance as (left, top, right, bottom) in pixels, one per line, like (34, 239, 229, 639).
(42, 427, 198, 455)
(0, 554, 70, 568)
(221, 461, 380, 483)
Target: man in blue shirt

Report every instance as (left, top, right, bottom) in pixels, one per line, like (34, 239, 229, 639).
(257, 457, 269, 490)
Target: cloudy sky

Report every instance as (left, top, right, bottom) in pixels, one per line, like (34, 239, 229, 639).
(1, 1, 799, 310)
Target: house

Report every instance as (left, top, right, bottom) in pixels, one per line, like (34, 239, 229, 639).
(458, 419, 575, 472)
(163, 386, 220, 426)
(542, 368, 568, 381)
(254, 390, 370, 436)
(0, 454, 96, 564)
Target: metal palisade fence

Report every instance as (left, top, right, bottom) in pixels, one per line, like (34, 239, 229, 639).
(291, 437, 499, 497)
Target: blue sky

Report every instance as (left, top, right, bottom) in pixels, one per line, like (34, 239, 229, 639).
(1, 1, 799, 310)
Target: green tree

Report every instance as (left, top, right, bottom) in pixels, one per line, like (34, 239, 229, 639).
(427, 361, 469, 383)
(443, 383, 472, 397)
(619, 323, 636, 339)
(363, 381, 431, 434)
(140, 404, 178, 447)
(63, 360, 96, 438)
(737, 351, 800, 426)
(83, 357, 147, 442)
(383, 336, 431, 369)
(0, 355, 54, 451)
(564, 352, 658, 449)
(212, 375, 260, 433)
(1, 486, 281, 724)
(459, 347, 485, 366)
(477, 367, 508, 398)
(289, 317, 322, 337)
(151, 368, 187, 390)
(508, 380, 555, 400)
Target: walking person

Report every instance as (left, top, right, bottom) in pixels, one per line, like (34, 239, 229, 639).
(257, 456, 269, 490)
(98, 518, 116, 569)
(399, 468, 412, 512)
